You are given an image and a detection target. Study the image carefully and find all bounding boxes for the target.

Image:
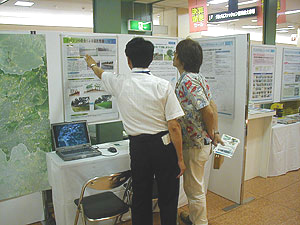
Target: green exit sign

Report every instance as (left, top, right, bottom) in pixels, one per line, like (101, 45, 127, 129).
(128, 20, 152, 32)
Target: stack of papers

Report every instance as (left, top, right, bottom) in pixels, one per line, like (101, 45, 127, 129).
(213, 134, 240, 158)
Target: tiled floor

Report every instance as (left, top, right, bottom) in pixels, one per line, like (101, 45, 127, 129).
(28, 169, 300, 225)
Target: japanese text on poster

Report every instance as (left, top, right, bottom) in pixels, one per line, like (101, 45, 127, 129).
(281, 48, 300, 100)
(147, 38, 178, 87)
(250, 46, 276, 103)
(198, 38, 236, 117)
(61, 35, 119, 123)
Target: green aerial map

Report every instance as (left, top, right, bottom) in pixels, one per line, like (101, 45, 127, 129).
(0, 34, 51, 200)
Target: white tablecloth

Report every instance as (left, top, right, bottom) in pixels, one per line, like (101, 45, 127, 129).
(268, 122, 300, 176)
(46, 140, 190, 225)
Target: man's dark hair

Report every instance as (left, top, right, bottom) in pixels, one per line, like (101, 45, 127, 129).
(125, 37, 154, 68)
(176, 39, 203, 73)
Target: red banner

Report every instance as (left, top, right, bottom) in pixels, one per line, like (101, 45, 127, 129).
(189, 0, 208, 33)
(257, 0, 286, 25)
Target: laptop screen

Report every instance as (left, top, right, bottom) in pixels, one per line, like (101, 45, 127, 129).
(52, 121, 90, 149)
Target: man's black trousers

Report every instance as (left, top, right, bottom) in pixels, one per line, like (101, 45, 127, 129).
(129, 131, 180, 225)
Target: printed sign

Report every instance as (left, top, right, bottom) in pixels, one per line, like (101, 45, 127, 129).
(189, 0, 208, 32)
(208, 7, 257, 23)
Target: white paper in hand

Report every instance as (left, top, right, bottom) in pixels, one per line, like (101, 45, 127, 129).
(213, 134, 240, 158)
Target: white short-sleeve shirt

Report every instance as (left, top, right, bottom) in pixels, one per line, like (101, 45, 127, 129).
(101, 68, 184, 136)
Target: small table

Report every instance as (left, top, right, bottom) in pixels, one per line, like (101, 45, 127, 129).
(46, 140, 187, 225)
(268, 122, 300, 176)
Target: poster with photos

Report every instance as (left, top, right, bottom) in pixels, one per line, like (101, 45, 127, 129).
(61, 35, 119, 123)
(250, 46, 276, 103)
(145, 37, 178, 87)
(281, 47, 300, 101)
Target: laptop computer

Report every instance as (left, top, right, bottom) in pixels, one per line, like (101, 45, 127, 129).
(51, 120, 102, 161)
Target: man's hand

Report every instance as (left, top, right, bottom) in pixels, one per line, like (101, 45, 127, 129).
(84, 54, 104, 79)
(84, 54, 97, 68)
(212, 133, 224, 146)
(177, 160, 186, 178)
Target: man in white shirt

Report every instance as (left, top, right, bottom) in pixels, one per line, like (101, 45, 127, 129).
(85, 37, 185, 225)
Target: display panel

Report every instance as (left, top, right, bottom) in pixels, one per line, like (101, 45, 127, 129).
(281, 47, 300, 101)
(0, 34, 50, 200)
(61, 35, 119, 122)
(249, 45, 276, 103)
(196, 37, 236, 117)
(52, 122, 89, 148)
(145, 37, 178, 86)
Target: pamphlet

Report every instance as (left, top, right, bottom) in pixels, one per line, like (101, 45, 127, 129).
(213, 134, 240, 158)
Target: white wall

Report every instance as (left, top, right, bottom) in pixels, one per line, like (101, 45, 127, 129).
(0, 192, 44, 225)
(153, 8, 178, 37)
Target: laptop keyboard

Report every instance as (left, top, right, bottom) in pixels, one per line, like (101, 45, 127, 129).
(63, 147, 95, 155)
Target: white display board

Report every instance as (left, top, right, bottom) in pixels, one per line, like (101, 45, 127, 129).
(197, 35, 249, 204)
(281, 47, 300, 101)
(146, 37, 178, 86)
(117, 35, 178, 86)
(196, 37, 236, 118)
(61, 34, 119, 123)
(249, 45, 276, 103)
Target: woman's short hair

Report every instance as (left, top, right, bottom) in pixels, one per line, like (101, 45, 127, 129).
(176, 39, 203, 73)
(125, 37, 154, 68)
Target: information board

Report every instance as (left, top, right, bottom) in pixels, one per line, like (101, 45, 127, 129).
(281, 47, 300, 101)
(61, 35, 119, 123)
(249, 45, 276, 103)
(146, 37, 178, 86)
(196, 37, 236, 117)
(0, 33, 50, 200)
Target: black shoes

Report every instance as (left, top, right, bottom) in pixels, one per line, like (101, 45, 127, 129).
(180, 211, 192, 225)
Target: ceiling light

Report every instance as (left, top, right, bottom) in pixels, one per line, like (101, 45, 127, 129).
(251, 19, 258, 22)
(285, 9, 300, 15)
(208, 0, 228, 5)
(216, 19, 239, 23)
(225, 0, 258, 7)
(14, 1, 34, 7)
(238, 0, 258, 6)
(0, 0, 9, 4)
(276, 27, 295, 31)
(242, 25, 262, 29)
(277, 30, 288, 33)
(207, 23, 220, 27)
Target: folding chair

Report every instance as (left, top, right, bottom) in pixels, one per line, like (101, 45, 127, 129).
(126, 177, 159, 210)
(74, 170, 131, 225)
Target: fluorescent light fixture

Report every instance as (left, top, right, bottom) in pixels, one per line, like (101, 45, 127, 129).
(276, 27, 295, 31)
(238, 0, 258, 6)
(251, 19, 258, 22)
(242, 25, 262, 29)
(216, 18, 239, 23)
(14, 1, 34, 7)
(277, 30, 288, 33)
(285, 9, 300, 15)
(0, 0, 9, 4)
(208, 0, 228, 5)
(226, 0, 258, 7)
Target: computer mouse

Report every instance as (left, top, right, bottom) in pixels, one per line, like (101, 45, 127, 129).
(107, 147, 117, 153)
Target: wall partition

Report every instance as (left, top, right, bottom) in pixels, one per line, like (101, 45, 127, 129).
(195, 34, 250, 204)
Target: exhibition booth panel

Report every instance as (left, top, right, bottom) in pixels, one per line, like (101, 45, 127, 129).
(2, 30, 299, 225)
(246, 45, 300, 180)
(195, 34, 250, 204)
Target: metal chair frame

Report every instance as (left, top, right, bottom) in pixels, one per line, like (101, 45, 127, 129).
(125, 177, 159, 211)
(74, 170, 131, 225)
